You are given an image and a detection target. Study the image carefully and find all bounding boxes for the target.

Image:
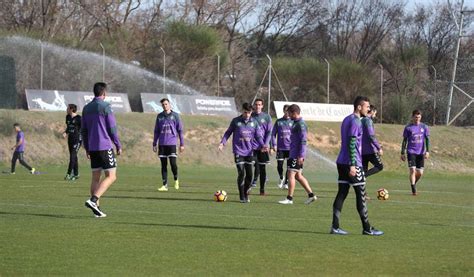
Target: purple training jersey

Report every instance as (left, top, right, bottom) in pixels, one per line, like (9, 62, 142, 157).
(153, 111, 184, 147)
(271, 117, 293, 151)
(81, 97, 122, 152)
(361, 116, 381, 155)
(251, 111, 272, 149)
(289, 117, 307, 159)
(221, 115, 265, 157)
(15, 131, 25, 152)
(336, 114, 363, 166)
(403, 123, 430, 155)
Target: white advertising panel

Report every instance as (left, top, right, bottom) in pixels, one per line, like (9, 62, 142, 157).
(274, 101, 353, 122)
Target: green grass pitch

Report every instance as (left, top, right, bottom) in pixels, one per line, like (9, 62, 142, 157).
(0, 164, 472, 275)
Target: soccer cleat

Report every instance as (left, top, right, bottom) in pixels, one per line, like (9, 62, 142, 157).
(330, 227, 349, 235)
(251, 180, 257, 188)
(277, 179, 284, 189)
(158, 185, 168, 192)
(278, 198, 293, 205)
(283, 184, 288, 190)
(412, 192, 417, 196)
(362, 227, 384, 236)
(174, 179, 179, 190)
(304, 195, 318, 204)
(30, 168, 36, 174)
(64, 174, 71, 180)
(240, 199, 249, 203)
(94, 212, 107, 218)
(10, 172, 16, 175)
(259, 191, 266, 196)
(85, 199, 106, 217)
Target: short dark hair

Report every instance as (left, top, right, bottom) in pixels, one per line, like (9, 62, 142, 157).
(242, 102, 253, 112)
(160, 98, 169, 104)
(68, 104, 77, 113)
(353, 96, 370, 110)
(412, 109, 422, 116)
(287, 104, 300, 114)
(369, 105, 377, 113)
(283, 104, 290, 112)
(93, 82, 107, 97)
(254, 98, 264, 105)
(13, 123, 20, 128)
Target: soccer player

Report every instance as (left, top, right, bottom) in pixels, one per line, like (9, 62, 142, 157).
(251, 98, 272, 195)
(219, 103, 266, 203)
(278, 104, 317, 205)
(401, 109, 430, 195)
(330, 96, 383, 236)
(153, 98, 185, 192)
(10, 123, 35, 174)
(362, 105, 383, 178)
(82, 82, 122, 218)
(63, 104, 82, 181)
(270, 104, 292, 189)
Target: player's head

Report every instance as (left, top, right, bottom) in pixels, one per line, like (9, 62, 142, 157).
(160, 98, 171, 112)
(353, 96, 370, 117)
(412, 109, 422, 124)
(368, 105, 377, 118)
(93, 82, 107, 97)
(67, 104, 77, 114)
(287, 104, 301, 120)
(13, 123, 20, 131)
(242, 102, 253, 119)
(254, 98, 264, 113)
(283, 104, 290, 118)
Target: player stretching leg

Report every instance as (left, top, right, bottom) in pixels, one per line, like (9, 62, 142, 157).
(278, 104, 317, 205)
(153, 98, 185, 191)
(250, 98, 272, 195)
(361, 105, 383, 199)
(271, 105, 292, 189)
(401, 110, 430, 195)
(82, 82, 122, 218)
(330, 96, 383, 236)
(219, 103, 266, 203)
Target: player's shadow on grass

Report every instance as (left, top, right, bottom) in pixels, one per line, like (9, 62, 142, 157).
(0, 210, 86, 220)
(111, 221, 328, 235)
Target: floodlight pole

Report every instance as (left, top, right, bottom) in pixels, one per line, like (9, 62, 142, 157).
(324, 58, 330, 103)
(99, 43, 105, 82)
(160, 47, 166, 94)
(446, 0, 464, 125)
(40, 40, 44, 91)
(217, 54, 220, 96)
(379, 64, 383, 123)
(431, 65, 437, 125)
(266, 54, 272, 112)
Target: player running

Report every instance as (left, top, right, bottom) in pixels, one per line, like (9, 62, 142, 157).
(271, 104, 292, 190)
(219, 103, 267, 203)
(330, 96, 383, 236)
(82, 82, 122, 218)
(10, 123, 36, 174)
(153, 98, 185, 192)
(401, 109, 430, 196)
(251, 98, 272, 195)
(278, 104, 317, 205)
(63, 104, 82, 181)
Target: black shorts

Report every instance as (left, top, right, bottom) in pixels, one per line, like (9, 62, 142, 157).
(362, 153, 382, 171)
(287, 158, 303, 171)
(276, 150, 290, 161)
(254, 151, 270, 165)
(337, 164, 366, 186)
(158, 145, 177, 158)
(234, 154, 254, 165)
(89, 149, 117, 171)
(407, 153, 424, 170)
